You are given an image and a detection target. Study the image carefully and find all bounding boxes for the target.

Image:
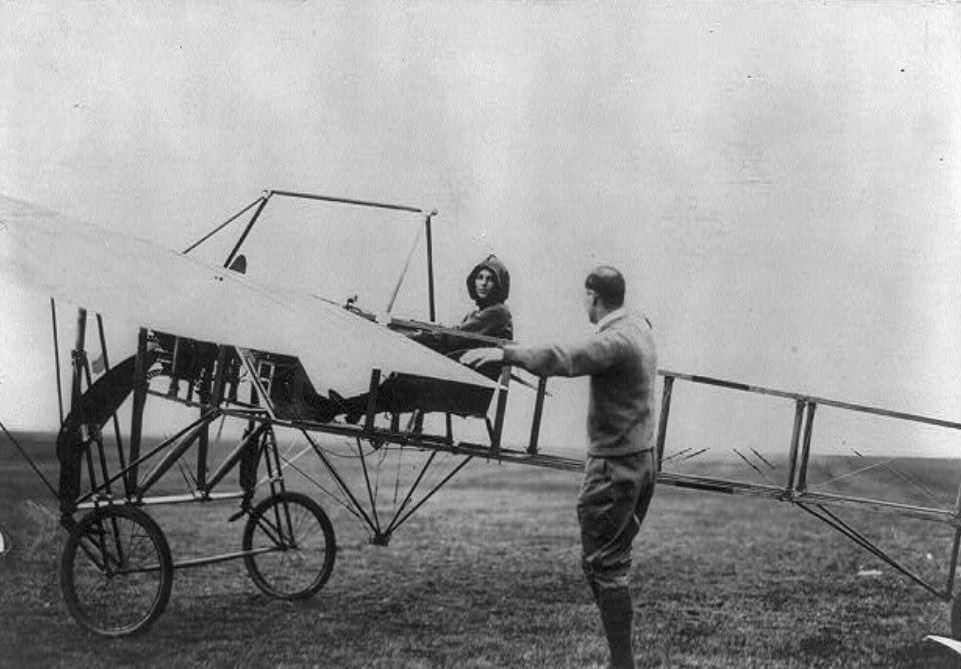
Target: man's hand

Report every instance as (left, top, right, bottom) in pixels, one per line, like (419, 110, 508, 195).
(460, 347, 504, 368)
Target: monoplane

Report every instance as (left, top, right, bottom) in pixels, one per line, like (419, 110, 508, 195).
(0, 190, 551, 636)
(2, 191, 961, 641)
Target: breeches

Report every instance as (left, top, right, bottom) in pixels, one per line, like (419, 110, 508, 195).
(577, 449, 656, 591)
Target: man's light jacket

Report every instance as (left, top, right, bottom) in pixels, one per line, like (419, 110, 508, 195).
(502, 311, 657, 457)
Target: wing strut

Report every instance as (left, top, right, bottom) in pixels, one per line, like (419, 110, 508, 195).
(182, 195, 267, 255)
(50, 298, 64, 425)
(385, 223, 424, 315)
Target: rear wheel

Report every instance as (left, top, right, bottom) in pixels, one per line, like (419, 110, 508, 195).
(61, 505, 173, 636)
(242, 492, 336, 599)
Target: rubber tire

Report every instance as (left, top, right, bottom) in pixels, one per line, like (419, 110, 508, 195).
(61, 505, 173, 637)
(242, 492, 336, 600)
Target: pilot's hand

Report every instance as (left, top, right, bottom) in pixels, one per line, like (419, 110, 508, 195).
(460, 347, 504, 368)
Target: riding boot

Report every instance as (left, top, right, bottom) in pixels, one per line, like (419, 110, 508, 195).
(597, 586, 635, 669)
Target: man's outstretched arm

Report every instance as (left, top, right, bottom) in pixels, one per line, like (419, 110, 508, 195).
(462, 333, 625, 378)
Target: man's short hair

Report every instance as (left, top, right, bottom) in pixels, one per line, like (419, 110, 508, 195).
(585, 266, 625, 309)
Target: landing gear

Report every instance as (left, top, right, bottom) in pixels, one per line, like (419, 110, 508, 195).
(61, 505, 173, 636)
(242, 492, 336, 599)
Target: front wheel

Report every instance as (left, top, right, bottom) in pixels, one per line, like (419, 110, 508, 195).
(242, 492, 336, 599)
(61, 505, 173, 636)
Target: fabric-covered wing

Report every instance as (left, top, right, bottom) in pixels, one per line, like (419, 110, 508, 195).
(0, 194, 496, 403)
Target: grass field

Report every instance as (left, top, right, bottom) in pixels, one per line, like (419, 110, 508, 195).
(2, 431, 960, 668)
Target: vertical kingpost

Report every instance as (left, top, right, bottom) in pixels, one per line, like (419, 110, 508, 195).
(425, 210, 437, 322)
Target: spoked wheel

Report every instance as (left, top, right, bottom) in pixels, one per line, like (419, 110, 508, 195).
(242, 492, 336, 599)
(61, 505, 173, 636)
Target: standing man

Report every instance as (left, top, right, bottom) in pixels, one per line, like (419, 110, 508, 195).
(462, 266, 657, 669)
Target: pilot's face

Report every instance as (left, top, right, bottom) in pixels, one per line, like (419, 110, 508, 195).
(474, 268, 496, 300)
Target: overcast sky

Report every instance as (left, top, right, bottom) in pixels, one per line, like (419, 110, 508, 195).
(1, 2, 959, 457)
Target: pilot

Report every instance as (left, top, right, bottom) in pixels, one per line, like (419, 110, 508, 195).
(409, 254, 513, 359)
(462, 266, 657, 669)
(455, 254, 513, 340)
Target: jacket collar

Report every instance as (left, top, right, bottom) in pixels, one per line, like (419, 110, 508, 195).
(596, 307, 627, 333)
